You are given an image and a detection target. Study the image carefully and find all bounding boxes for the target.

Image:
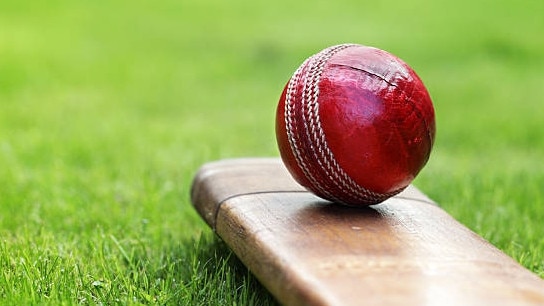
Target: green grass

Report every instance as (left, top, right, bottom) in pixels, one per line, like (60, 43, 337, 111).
(1, 0, 543, 304)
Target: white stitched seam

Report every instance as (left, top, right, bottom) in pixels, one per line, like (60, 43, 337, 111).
(302, 45, 354, 202)
(305, 44, 374, 203)
(284, 56, 337, 201)
(301, 49, 349, 203)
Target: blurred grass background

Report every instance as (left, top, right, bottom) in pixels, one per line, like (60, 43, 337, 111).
(1, 0, 543, 304)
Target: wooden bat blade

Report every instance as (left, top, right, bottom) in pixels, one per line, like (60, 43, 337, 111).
(190, 158, 544, 306)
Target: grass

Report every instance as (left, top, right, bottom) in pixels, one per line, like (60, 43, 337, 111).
(1, 0, 543, 304)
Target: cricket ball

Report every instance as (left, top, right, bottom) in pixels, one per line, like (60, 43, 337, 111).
(276, 44, 436, 206)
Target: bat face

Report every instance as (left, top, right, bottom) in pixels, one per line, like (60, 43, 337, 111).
(191, 158, 544, 306)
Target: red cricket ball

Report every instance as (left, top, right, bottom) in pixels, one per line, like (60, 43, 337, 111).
(276, 44, 436, 206)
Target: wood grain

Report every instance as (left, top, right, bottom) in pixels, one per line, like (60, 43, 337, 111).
(190, 158, 544, 306)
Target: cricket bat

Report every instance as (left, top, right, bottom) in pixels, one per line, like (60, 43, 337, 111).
(190, 158, 544, 305)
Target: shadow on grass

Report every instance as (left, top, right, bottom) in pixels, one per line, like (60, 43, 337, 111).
(171, 233, 279, 305)
(110, 231, 279, 305)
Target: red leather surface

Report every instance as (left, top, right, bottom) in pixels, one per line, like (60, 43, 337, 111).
(276, 45, 435, 205)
